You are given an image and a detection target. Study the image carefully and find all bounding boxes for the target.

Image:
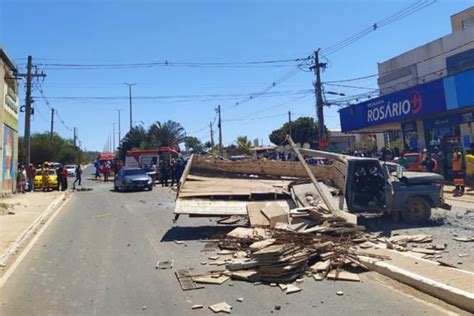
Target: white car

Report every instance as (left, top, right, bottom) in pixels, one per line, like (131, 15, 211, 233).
(64, 165, 76, 177)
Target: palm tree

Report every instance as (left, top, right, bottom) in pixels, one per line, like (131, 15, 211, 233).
(118, 126, 148, 159)
(147, 120, 186, 149)
(235, 136, 252, 155)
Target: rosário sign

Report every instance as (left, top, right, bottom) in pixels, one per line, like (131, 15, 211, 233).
(340, 77, 447, 132)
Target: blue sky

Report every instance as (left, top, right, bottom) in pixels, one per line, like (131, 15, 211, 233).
(1, 0, 471, 151)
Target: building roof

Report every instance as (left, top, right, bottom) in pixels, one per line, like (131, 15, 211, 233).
(0, 46, 18, 72)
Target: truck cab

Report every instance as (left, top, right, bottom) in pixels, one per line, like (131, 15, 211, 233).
(345, 158, 447, 223)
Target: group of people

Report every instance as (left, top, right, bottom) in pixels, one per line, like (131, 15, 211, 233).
(159, 157, 185, 187)
(16, 162, 77, 193)
(94, 160, 123, 182)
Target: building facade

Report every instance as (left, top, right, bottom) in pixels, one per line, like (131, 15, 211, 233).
(339, 7, 474, 156)
(0, 47, 19, 196)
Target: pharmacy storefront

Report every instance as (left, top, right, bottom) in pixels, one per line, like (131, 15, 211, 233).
(340, 69, 474, 155)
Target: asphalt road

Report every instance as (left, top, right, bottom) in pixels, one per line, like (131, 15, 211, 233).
(0, 168, 465, 315)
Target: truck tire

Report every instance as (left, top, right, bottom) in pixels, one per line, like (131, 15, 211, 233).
(401, 197, 431, 224)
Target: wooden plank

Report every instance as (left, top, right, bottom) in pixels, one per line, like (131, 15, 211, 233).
(261, 203, 289, 228)
(287, 137, 356, 225)
(177, 154, 194, 195)
(327, 270, 361, 282)
(175, 269, 204, 291)
(193, 275, 230, 284)
(174, 198, 290, 216)
(246, 202, 271, 227)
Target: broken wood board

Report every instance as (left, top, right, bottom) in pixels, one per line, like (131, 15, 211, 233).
(246, 202, 271, 227)
(174, 198, 290, 216)
(261, 203, 289, 228)
(190, 154, 333, 179)
(155, 260, 174, 269)
(309, 259, 330, 272)
(227, 227, 268, 240)
(327, 270, 360, 282)
(193, 275, 230, 285)
(209, 302, 232, 314)
(175, 269, 205, 291)
(231, 270, 260, 282)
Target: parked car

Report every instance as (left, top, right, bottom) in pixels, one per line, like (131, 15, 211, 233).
(34, 169, 59, 190)
(402, 153, 438, 172)
(114, 168, 153, 192)
(64, 164, 76, 177)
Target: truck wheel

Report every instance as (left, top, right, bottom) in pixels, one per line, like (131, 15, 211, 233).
(401, 197, 431, 224)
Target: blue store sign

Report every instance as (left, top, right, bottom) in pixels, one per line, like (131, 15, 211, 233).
(340, 78, 446, 132)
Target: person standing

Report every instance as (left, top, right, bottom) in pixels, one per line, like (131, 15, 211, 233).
(160, 160, 169, 187)
(73, 164, 82, 189)
(398, 153, 408, 169)
(27, 164, 36, 192)
(60, 165, 68, 191)
(422, 153, 436, 173)
(432, 147, 445, 178)
(57, 166, 64, 191)
(103, 163, 110, 182)
(452, 147, 464, 196)
(16, 166, 26, 193)
(41, 162, 50, 192)
(465, 149, 474, 188)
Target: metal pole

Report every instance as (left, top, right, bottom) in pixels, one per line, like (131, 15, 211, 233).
(113, 123, 116, 151)
(124, 83, 136, 130)
(288, 110, 292, 137)
(50, 108, 55, 140)
(217, 105, 223, 156)
(116, 109, 122, 144)
(312, 49, 326, 146)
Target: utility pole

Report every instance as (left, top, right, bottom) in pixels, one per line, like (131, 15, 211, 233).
(73, 127, 77, 149)
(124, 83, 136, 130)
(19, 56, 46, 167)
(209, 121, 215, 149)
(50, 108, 55, 139)
(310, 49, 327, 147)
(216, 105, 223, 156)
(288, 110, 292, 137)
(112, 123, 116, 151)
(116, 109, 122, 144)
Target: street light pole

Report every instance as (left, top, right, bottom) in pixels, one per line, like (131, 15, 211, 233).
(124, 83, 136, 131)
(116, 109, 122, 144)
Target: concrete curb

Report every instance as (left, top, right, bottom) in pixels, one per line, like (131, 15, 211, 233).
(0, 191, 71, 267)
(359, 255, 474, 313)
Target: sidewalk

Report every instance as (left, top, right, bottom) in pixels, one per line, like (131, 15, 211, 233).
(0, 191, 68, 266)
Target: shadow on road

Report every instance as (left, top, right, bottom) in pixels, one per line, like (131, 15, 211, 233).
(161, 225, 237, 242)
(359, 215, 445, 237)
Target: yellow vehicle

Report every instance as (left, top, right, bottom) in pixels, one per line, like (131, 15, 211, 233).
(34, 169, 59, 191)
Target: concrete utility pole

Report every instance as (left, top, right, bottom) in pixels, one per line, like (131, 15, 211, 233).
(50, 108, 55, 139)
(19, 56, 46, 167)
(310, 49, 327, 146)
(209, 121, 215, 149)
(73, 127, 77, 149)
(116, 109, 122, 144)
(288, 110, 292, 137)
(124, 83, 136, 130)
(112, 123, 116, 151)
(216, 105, 223, 156)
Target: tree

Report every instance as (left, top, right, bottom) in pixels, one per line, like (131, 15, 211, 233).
(118, 126, 149, 160)
(147, 120, 186, 148)
(185, 136, 204, 154)
(19, 132, 83, 165)
(235, 136, 252, 155)
(269, 116, 328, 147)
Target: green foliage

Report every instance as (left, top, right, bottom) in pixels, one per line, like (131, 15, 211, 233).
(148, 120, 186, 148)
(18, 132, 83, 165)
(269, 116, 327, 146)
(118, 120, 186, 160)
(185, 136, 204, 154)
(235, 136, 252, 155)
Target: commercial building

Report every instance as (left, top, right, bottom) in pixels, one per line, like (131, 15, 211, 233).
(340, 7, 474, 156)
(0, 47, 19, 196)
